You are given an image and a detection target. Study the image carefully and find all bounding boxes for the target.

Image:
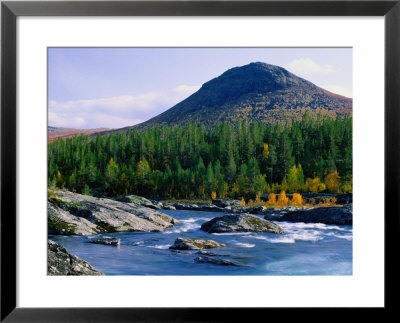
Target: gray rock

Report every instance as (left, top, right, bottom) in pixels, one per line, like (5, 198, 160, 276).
(198, 204, 223, 212)
(88, 237, 120, 246)
(212, 198, 242, 208)
(48, 240, 103, 276)
(162, 204, 176, 210)
(153, 201, 164, 209)
(118, 195, 160, 209)
(172, 203, 197, 210)
(264, 204, 353, 225)
(194, 256, 241, 266)
(200, 213, 284, 234)
(169, 237, 226, 250)
(48, 190, 179, 236)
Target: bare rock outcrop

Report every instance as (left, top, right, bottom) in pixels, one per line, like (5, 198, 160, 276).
(48, 190, 179, 236)
(48, 240, 103, 275)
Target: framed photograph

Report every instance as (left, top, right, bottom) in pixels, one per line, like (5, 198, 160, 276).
(1, 0, 399, 321)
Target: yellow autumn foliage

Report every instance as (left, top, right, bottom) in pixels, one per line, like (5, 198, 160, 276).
(324, 171, 340, 193)
(277, 191, 289, 207)
(267, 193, 277, 205)
(263, 143, 269, 159)
(290, 193, 304, 207)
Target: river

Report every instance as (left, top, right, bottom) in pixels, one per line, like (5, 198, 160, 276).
(49, 209, 352, 275)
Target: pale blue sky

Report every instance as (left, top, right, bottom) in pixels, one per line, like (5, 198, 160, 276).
(48, 48, 352, 129)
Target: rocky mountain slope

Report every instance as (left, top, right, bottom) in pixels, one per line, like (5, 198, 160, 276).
(135, 62, 352, 130)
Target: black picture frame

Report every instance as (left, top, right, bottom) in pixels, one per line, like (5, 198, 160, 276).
(1, 0, 399, 321)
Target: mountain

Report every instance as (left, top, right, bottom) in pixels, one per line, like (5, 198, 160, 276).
(135, 62, 351, 130)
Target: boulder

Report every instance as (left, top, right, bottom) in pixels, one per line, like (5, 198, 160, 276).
(336, 193, 353, 205)
(172, 203, 199, 210)
(194, 256, 240, 266)
(118, 195, 160, 209)
(161, 204, 176, 210)
(200, 213, 284, 234)
(88, 237, 120, 246)
(198, 204, 224, 212)
(264, 204, 352, 225)
(169, 237, 226, 250)
(48, 190, 179, 236)
(212, 198, 242, 208)
(48, 240, 103, 276)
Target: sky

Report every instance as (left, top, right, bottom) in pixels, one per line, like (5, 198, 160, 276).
(48, 47, 352, 129)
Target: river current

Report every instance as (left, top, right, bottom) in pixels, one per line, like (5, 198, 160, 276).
(49, 209, 352, 275)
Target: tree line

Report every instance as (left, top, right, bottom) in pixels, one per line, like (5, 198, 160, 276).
(48, 113, 352, 199)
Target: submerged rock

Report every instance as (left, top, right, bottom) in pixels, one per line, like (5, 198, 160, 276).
(200, 213, 284, 234)
(264, 204, 352, 225)
(48, 190, 179, 236)
(194, 256, 241, 266)
(169, 237, 226, 250)
(48, 240, 103, 276)
(197, 250, 229, 257)
(89, 237, 120, 246)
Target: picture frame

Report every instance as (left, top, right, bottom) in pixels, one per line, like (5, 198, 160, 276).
(1, 0, 399, 321)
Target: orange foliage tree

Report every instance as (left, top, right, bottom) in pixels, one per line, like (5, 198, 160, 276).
(240, 197, 246, 207)
(267, 193, 277, 205)
(290, 193, 304, 207)
(277, 191, 289, 207)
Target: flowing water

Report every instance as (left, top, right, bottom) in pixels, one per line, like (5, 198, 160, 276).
(49, 210, 352, 275)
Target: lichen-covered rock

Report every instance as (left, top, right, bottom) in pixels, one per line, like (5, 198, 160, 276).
(48, 202, 98, 235)
(194, 256, 240, 266)
(118, 195, 160, 209)
(169, 237, 226, 250)
(48, 190, 179, 236)
(48, 240, 103, 276)
(200, 213, 284, 234)
(88, 237, 120, 246)
(264, 204, 352, 225)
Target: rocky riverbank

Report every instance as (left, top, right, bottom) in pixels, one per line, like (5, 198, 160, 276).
(263, 204, 352, 225)
(48, 191, 352, 275)
(48, 240, 103, 275)
(157, 195, 353, 226)
(48, 190, 180, 236)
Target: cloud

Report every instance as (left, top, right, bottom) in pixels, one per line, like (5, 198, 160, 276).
(48, 84, 200, 129)
(321, 85, 352, 98)
(48, 112, 87, 128)
(286, 58, 335, 75)
(174, 84, 201, 93)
